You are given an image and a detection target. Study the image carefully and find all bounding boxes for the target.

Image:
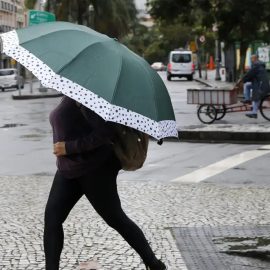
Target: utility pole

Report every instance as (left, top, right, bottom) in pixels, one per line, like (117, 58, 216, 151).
(215, 39, 221, 81)
(195, 36, 202, 79)
(212, 0, 221, 81)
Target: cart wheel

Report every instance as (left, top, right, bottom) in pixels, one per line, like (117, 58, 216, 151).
(197, 105, 217, 124)
(260, 94, 270, 121)
(213, 105, 226, 120)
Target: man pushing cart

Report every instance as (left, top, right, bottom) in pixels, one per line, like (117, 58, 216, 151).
(187, 55, 270, 124)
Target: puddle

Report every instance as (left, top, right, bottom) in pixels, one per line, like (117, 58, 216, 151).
(213, 236, 270, 260)
(173, 225, 270, 269)
(183, 125, 204, 129)
(31, 172, 54, 177)
(20, 134, 44, 139)
(0, 123, 26, 128)
(32, 102, 45, 105)
(233, 167, 246, 170)
(243, 180, 254, 185)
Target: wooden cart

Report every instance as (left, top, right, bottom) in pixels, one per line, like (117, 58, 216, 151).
(187, 85, 270, 124)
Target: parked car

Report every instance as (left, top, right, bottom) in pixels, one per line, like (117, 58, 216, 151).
(151, 62, 165, 71)
(0, 68, 24, 91)
(167, 50, 194, 81)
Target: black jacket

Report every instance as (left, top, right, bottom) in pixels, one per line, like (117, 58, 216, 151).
(50, 97, 116, 179)
(243, 61, 270, 101)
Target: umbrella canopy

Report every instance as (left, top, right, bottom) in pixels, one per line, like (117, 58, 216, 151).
(0, 22, 177, 139)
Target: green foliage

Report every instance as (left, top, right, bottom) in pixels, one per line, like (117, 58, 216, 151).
(25, 0, 37, 9)
(45, 0, 137, 39)
(123, 19, 196, 63)
(148, 0, 270, 73)
(145, 42, 167, 64)
(147, 0, 193, 22)
(92, 0, 137, 38)
(159, 21, 191, 49)
(122, 24, 154, 55)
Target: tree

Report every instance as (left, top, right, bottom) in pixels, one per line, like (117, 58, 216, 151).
(92, 0, 136, 38)
(148, 0, 270, 76)
(122, 24, 154, 57)
(212, 0, 270, 75)
(24, 0, 38, 9)
(122, 17, 196, 63)
(45, 0, 137, 39)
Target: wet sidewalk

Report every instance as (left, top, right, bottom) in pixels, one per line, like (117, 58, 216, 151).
(194, 69, 234, 89)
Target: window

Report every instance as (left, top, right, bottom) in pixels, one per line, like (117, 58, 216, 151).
(1, 1, 4, 9)
(0, 69, 15, 76)
(172, 53, 192, 63)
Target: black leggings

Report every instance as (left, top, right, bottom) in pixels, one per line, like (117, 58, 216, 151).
(44, 158, 159, 269)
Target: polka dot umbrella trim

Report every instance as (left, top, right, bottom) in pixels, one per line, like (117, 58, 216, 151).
(0, 23, 178, 140)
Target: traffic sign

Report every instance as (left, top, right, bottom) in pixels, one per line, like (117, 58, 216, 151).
(29, 10, 56, 26)
(199, 35, 206, 43)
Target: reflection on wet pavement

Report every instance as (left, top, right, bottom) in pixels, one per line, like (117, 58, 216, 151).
(0, 123, 26, 128)
(0, 88, 60, 175)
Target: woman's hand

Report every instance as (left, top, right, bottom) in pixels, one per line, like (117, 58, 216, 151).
(53, 142, 67, 156)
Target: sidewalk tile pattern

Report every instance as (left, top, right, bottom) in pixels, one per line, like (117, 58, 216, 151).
(1, 176, 270, 269)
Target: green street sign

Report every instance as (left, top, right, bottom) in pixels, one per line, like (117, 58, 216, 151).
(29, 10, 56, 26)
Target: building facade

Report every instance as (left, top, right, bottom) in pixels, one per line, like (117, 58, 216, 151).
(0, 0, 25, 32)
(0, 0, 25, 68)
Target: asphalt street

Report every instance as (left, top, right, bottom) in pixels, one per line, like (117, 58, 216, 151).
(0, 75, 269, 186)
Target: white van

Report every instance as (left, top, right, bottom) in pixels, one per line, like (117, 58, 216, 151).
(167, 50, 194, 81)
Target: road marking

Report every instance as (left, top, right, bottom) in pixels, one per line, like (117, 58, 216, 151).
(171, 145, 270, 183)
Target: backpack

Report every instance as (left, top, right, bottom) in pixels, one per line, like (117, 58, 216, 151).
(111, 124, 149, 171)
(77, 102, 149, 171)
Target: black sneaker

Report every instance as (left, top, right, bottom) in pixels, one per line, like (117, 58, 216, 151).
(245, 113, 258, 119)
(240, 99, 251, 104)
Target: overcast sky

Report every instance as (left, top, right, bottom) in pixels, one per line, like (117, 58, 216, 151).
(135, 0, 147, 10)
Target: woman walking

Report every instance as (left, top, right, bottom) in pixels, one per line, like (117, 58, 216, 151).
(44, 96, 167, 270)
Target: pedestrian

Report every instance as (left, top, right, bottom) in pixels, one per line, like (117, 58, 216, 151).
(44, 96, 168, 270)
(242, 54, 270, 118)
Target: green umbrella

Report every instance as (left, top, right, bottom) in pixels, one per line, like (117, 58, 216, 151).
(0, 22, 177, 139)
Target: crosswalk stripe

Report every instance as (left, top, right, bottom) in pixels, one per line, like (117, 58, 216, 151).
(171, 145, 270, 183)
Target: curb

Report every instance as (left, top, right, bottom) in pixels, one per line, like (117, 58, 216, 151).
(12, 93, 63, 100)
(194, 78, 213, 87)
(178, 130, 270, 144)
(194, 78, 234, 89)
